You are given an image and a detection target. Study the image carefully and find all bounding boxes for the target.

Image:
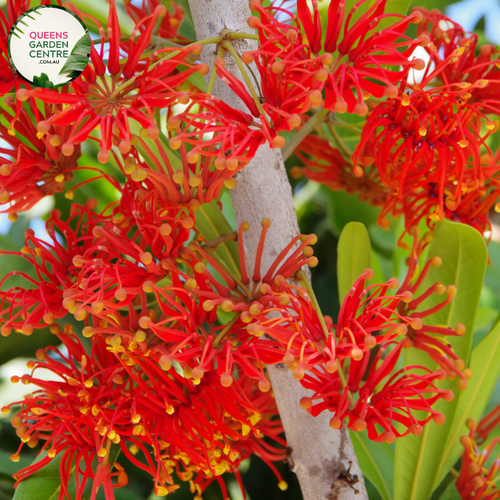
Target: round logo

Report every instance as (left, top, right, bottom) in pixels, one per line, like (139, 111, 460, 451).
(8, 6, 90, 88)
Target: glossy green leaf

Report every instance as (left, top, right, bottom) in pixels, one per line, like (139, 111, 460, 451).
(13, 453, 72, 500)
(322, 187, 380, 236)
(395, 221, 487, 500)
(177, 0, 194, 26)
(194, 201, 240, 278)
(433, 318, 500, 489)
(337, 222, 371, 301)
(0, 451, 32, 480)
(350, 430, 394, 500)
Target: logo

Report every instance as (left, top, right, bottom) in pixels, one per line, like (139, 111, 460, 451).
(8, 6, 90, 88)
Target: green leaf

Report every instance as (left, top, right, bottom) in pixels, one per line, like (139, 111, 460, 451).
(13, 453, 72, 500)
(350, 430, 394, 500)
(337, 222, 371, 301)
(176, 0, 194, 27)
(322, 187, 380, 236)
(0, 451, 32, 479)
(394, 221, 487, 500)
(59, 33, 90, 76)
(194, 201, 240, 278)
(32, 73, 54, 89)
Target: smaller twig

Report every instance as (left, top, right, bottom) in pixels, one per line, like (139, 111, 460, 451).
(204, 231, 238, 248)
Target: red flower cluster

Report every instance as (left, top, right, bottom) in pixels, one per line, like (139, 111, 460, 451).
(457, 419, 500, 499)
(291, 134, 389, 206)
(350, 9, 500, 238)
(3, 326, 285, 499)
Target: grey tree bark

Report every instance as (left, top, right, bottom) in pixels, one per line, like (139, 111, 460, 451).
(187, 2, 367, 499)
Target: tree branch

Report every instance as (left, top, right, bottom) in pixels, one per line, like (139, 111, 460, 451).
(187, 2, 367, 498)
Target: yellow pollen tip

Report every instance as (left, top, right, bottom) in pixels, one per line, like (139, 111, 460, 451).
(278, 481, 288, 491)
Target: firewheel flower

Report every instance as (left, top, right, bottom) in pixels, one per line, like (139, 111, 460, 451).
(14, 0, 207, 163)
(290, 0, 427, 115)
(291, 134, 389, 207)
(147, 99, 265, 205)
(0, 198, 127, 336)
(3, 323, 286, 499)
(456, 419, 500, 499)
(352, 82, 496, 226)
(211, 4, 326, 144)
(289, 230, 470, 442)
(0, 100, 85, 215)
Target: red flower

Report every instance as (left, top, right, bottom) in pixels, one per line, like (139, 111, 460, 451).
(211, 6, 326, 144)
(293, 0, 426, 115)
(353, 82, 495, 227)
(4, 328, 130, 500)
(284, 231, 468, 441)
(291, 134, 389, 206)
(0, 100, 85, 215)
(15, 1, 206, 162)
(4, 319, 287, 499)
(125, 0, 187, 43)
(456, 420, 500, 499)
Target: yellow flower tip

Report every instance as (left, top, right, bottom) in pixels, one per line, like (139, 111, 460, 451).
(258, 379, 271, 392)
(97, 447, 107, 458)
(155, 486, 168, 497)
(410, 318, 423, 330)
(278, 481, 288, 491)
(447, 285, 457, 297)
(220, 373, 233, 388)
(48, 448, 57, 458)
(10, 454, 20, 462)
(351, 347, 364, 361)
(22, 323, 34, 336)
(140, 252, 153, 265)
(329, 416, 342, 429)
(400, 291, 413, 303)
(418, 127, 427, 137)
(74, 309, 87, 321)
(354, 418, 367, 432)
(293, 367, 304, 381)
(1, 406, 9, 415)
(430, 256, 442, 267)
(300, 397, 312, 409)
(463, 368, 473, 379)
(166, 405, 175, 415)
